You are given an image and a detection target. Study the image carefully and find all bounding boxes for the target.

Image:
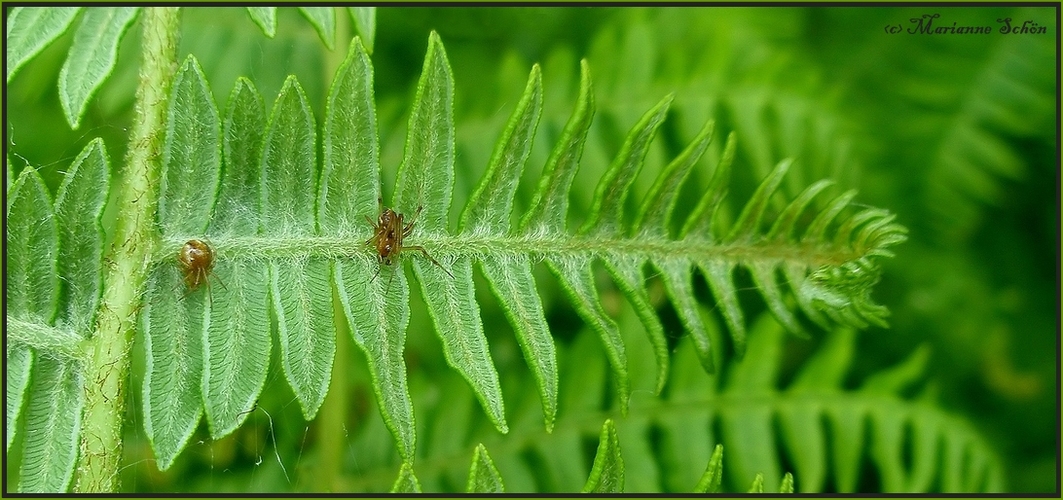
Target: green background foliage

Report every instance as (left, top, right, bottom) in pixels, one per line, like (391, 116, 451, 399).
(5, 6, 1056, 493)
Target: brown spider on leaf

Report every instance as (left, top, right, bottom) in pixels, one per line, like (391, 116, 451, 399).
(365, 197, 454, 284)
(175, 238, 227, 305)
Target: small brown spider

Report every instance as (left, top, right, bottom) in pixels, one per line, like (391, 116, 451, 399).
(365, 197, 454, 282)
(179, 239, 215, 290)
(178, 239, 226, 293)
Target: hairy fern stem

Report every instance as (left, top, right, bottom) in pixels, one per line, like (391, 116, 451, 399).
(75, 7, 180, 493)
(158, 235, 859, 268)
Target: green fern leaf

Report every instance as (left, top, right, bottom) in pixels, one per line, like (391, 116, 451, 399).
(528, 327, 610, 491)
(347, 8, 376, 53)
(530, 61, 636, 413)
(18, 356, 83, 493)
(916, 8, 1055, 241)
(140, 270, 204, 471)
(5, 344, 32, 452)
(460, 64, 559, 431)
(10, 10, 1023, 490)
(6, 7, 81, 83)
(748, 473, 765, 493)
(395, 321, 799, 493)
(142, 55, 220, 468)
(779, 472, 795, 493)
(158, 55, 221, 236)
(466, 443, 505, 493)
(201, 78, 270, 441)
(8, 167, 60, 324)
(323, 37, 417, 461)
(8, 168, 83, 494)
(693, 444, 724, 493)
(720, 316, 783, 487)
(201, 258, 270, 439)
(7, 138, 108, 463)
(215, 77, 264, 234)
(659, 132, 734, 371)
(58, 7, 139, 129)
(335, 305, 1002, 493)
(739, 318, 1001, 492)
(397, 31, 508, 434)
(745, 470, 795, 493)
(583, 93, 674, 394)
(7, 170, 66, 492)
(625, 310, 1002, 493)
(298, 7, 335, 50)
(391, 461, 422, 493)
(262, 76, 334, 421)
(520, 59, 594, 234)
(246, 7, 276, 38)
(582, 419, 624, 493)
(54, 139, 110, 334)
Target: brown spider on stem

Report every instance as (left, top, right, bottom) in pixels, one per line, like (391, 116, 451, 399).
(365, 197, 454, 284)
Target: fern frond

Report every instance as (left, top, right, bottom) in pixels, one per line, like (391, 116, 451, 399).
(382, 350, 802, 494)
(860, 7, 1055, 242)
(126, 30, 909, 471)
(18, 356, 83, 493)
(6, 344, 32, 452)
(397, 32, 510, 436)
(5, 7, 372, 133)
(675, 315, 1002, 493)
(504, 314, 1002, 493)
(142, 54, 219, 469)
(131, 32, 908, 470)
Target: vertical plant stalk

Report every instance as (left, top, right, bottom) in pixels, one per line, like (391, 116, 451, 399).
(74, 7, 179, 492)
(317, 293, 350, 491)
(316, 12, 352, 491)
